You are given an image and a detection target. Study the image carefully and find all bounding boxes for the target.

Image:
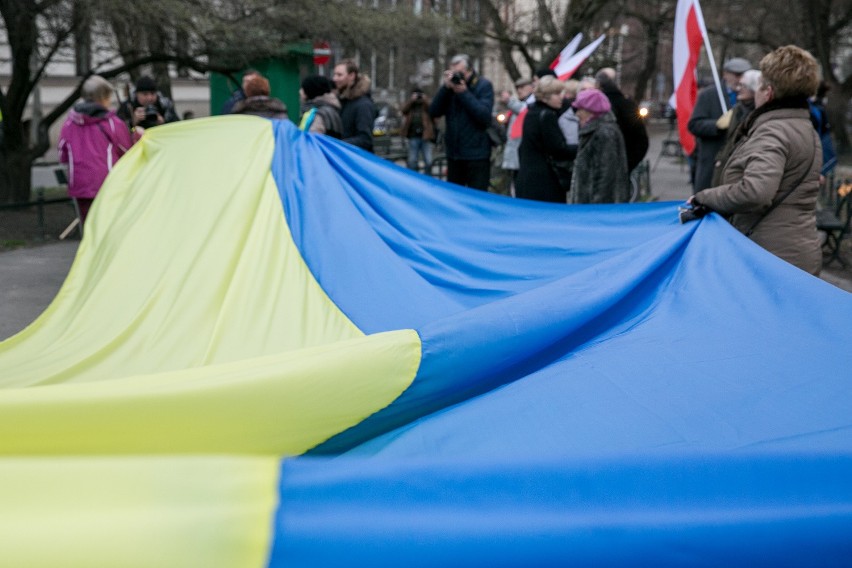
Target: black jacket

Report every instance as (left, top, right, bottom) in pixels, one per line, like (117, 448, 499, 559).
(338, 75, 376, 152)
(600, 84, 649, 173)
(117, 93, 179, 130)
(687, 86, 729, 191)
(429, 72, 494, 161)
(515, 101, 578, 203)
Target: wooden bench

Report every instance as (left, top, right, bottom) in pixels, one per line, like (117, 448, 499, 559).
(817, 180, 851, 267)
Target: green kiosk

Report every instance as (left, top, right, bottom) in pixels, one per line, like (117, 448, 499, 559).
(209, 43, 315, 121)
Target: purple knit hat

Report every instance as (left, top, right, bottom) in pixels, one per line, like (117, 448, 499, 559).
(572, 89, 611, 115)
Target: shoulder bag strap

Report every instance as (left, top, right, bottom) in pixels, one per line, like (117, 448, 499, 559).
(744, 142, 818, 237)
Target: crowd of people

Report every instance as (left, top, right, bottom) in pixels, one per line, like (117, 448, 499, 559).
(58, 44, 837, 276)
(58, 57, 649, 224)
(503, 65, 649, 203)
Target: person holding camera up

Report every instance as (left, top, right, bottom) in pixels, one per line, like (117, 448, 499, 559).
(428, 54, 494, 190)
(117, 75, 179, 132)
(401, 88, 436, 175)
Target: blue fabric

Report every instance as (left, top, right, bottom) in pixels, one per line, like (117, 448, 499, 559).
(266, 121, 852, 563)
(351, 215, 852, 459)
(269, 453, 852, 567)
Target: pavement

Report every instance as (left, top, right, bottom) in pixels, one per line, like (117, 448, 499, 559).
(0, 241, 78, 340)
(1, 121, 850, 341)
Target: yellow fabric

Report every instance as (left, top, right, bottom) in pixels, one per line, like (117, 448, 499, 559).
(0, 330, 420, 454)
(0, 116, 421, 454)
(0, 117, 420, 568)
(0, 116, 363, 386)
(0, 117, 424, 565)
(0, 456, 279, 568)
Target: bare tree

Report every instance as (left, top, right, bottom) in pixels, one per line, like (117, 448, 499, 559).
(703, 0, 852, 154)
(480, 0, 613, 81)
(621, 0, 676, 101)
(0, 0, 445, 203)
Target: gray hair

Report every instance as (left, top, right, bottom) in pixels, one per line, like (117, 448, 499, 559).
(81, 75, 114, 103)
(739, 69, 762, 93)
(564, 79, 580, 97)
(450, 54, 472, 71)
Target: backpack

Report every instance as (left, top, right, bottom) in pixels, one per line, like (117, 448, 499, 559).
(299, 105, 343, 139)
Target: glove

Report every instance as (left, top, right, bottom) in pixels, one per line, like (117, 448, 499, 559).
(716, 109, 733, 130)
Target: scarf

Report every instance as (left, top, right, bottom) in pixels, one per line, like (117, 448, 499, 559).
(731, 95, 809, 146)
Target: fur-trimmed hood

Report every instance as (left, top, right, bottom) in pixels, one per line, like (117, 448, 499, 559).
(232, 96, 288, 119)
(338, 74, 372, 101)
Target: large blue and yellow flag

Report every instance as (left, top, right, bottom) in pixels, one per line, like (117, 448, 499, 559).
(1, 117, 851, 566)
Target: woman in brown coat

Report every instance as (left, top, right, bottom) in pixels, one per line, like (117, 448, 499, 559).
(690, 46, 822, 275)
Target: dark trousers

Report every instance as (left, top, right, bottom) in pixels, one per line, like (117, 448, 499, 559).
(447, 159, 491, 191)
(76, 197, 95, 224)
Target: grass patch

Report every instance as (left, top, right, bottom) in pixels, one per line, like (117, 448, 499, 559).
(1, 240, 28, 250)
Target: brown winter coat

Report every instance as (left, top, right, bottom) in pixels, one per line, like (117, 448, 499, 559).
(400, 96, 435, 141)
(232, 96, 288, 119)
(695, 107, 822, 275)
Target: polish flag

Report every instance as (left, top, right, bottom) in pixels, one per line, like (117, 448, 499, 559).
(510, 34, 604, 139)
(553, 34, 605, 81)
(549, 33, 583, 74)
(671, 0, 709, 155)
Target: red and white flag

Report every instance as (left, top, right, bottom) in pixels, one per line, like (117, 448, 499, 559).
(510, 34, 605, 139)
(554, 34, 605, 81)
(671, 0, 710, 155)
(549, 34, 583, 74)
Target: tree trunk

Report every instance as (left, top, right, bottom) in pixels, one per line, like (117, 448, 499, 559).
(632, 24, 659, 102)
(480, 0, 523, 82)
(826, 80, 851, 157)
(0, 146, 35, 204)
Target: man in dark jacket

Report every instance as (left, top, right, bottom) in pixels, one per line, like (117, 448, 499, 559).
(332, 59, 376, 152)
(687, 57, 751, 192)
(429, 54, 495, 190)
(117, 75, 179, 131)
(595, 68, 649, 175)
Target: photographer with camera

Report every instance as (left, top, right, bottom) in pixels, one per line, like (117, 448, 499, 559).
(401, 88, 435, 175)
(428, 54, 494, 190)
(118, 76, 179, 132)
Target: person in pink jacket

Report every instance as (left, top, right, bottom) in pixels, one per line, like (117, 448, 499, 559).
(58, 75, 138, 224)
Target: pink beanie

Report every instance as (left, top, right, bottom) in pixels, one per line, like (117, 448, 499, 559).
(572, 89, 611, 115)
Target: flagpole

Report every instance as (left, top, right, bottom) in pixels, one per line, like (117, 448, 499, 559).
(693, 0, 728, 112)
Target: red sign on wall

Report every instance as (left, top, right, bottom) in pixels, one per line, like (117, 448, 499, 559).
(313, 41, 331, 66)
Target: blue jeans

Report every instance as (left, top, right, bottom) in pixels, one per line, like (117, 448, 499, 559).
(407, 137, 434, 175)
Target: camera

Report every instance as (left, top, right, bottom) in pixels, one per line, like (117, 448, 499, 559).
(450, 72, 465, 85)
(144, 104, 159, 122)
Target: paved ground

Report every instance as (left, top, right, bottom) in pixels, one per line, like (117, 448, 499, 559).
(1, 121, 849, 341)
(0, 241, 78, 340)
